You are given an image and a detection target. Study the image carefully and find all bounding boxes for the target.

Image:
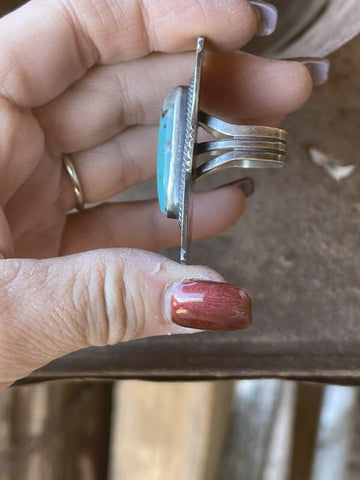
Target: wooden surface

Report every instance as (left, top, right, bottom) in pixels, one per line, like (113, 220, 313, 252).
(2, 380, 360, 479)
(289, 384, 324, 480)
(0, 383, 112, 480)
(217, 380, 296, 480)
(108, 381, 234, 480)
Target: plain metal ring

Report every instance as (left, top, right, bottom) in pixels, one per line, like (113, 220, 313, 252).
(62, 153, 84, 211)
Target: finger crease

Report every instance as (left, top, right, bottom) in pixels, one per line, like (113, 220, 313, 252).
(60, 0, 100, 67)
(138, 0, 156, 53)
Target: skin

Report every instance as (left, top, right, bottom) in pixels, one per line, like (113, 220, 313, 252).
(0, 0, 313, 389)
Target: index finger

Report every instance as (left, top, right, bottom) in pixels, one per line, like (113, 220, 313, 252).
(0, 0, 259, 108)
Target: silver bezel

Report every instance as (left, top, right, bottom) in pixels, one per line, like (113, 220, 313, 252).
(179, 37, 204, 264)
(164, 87, 190, 219)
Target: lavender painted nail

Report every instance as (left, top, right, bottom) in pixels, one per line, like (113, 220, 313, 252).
(248, 0, 278, 36)
(289, 57, 330, 86)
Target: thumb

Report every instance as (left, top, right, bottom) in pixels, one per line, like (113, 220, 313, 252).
(0, 249, 251, 386)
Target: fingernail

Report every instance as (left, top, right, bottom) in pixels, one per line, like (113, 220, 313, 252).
(170, 280, 252, 331)
(223, 177, 255, 198)
(248, 0, 278, 36)
(289, 57, 330, 86)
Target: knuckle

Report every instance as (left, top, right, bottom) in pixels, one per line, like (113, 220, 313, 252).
(138, 0, 157, 51)
(58, 0, 100, 68)
(115, 65, 146, 126)
(0, 49, 28, 106)
(105, 266, 146, 345)
(116, 135, 146, 190)
(85, 253, 146, 346)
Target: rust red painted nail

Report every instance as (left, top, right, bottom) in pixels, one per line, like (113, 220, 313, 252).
(170, 281, 252, 331)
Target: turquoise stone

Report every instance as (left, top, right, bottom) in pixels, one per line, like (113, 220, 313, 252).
(157, 91, 175, 215)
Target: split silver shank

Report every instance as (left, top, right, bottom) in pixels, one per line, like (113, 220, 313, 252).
(195, 111, 287, 182)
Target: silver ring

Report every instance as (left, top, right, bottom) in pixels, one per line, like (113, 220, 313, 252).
(157, 37, 288, 264)
(62, 153, 84, 211)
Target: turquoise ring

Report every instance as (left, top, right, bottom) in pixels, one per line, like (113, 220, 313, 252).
(157, 37, 288, 264)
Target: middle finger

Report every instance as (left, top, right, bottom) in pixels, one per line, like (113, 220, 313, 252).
(35, 50, 312, 154)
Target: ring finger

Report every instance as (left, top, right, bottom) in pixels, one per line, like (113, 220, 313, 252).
(61, 113, 283, 210)
(61, 125, 158, 210)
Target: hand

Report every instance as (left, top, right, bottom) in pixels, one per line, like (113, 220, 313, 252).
(0, 0, 314, 389)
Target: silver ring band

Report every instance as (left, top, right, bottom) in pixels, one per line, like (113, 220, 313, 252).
(62, 154, 84, 211)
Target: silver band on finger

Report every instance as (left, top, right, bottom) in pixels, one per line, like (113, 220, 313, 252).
(62, 153, 84, 211)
